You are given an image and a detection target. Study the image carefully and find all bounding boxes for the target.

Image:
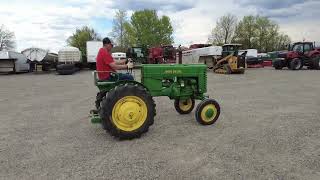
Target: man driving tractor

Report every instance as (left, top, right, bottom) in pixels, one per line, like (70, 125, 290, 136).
(96, 37, 134, 81)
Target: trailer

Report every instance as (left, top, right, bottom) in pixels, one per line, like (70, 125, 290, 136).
(0, 51, 29, 73)
(56, 47, 81, 75)
(21, 48, 58, 72)
(86, 41, 103, 69)
(180, 45, 222, 68)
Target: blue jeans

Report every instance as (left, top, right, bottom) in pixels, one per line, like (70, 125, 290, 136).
(118, 73, 134, 81)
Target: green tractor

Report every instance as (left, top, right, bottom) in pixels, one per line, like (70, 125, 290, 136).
(91, 64, 221, 139)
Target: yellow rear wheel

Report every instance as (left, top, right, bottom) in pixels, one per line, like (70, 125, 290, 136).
(112, 96, 148, 132)
(99, 83, 155, 139)
(174, 98, 195, 114)
(195, 99, 220, 125)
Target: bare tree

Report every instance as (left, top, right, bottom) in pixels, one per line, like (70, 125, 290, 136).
(110, 10, 128, 48)
(208, 14, 237, 45)
(0, 25, 15, 51)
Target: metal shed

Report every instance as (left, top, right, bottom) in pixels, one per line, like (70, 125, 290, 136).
(0, 51, 30, 73)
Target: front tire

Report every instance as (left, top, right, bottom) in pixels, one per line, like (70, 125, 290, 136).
(99, 83, 156, 139)
(273, 60, 283, 70)
(174, 98, 195, 114)
(195, 99, 220, 125)
(289, 58, 303, 70)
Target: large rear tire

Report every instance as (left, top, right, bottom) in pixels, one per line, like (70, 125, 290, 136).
(99, 83, 156, 139)
(289, 58, 303, 70)
(57, 64, 76, 75)
(174, 98, 195, 114)
(273, 60, 283, 70)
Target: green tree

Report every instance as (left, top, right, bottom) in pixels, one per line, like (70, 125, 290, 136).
(0, 25, 15, 51)
(208, 14, 237, 45)
(233, 15, 291, 52)
(125, 9, 174, 47)
(67, 26, 101, 58)
(110, 10, 129, 49)
(234, 15, 257, 49)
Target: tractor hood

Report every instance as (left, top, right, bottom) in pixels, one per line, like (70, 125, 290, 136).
(278, 51, 288, 58)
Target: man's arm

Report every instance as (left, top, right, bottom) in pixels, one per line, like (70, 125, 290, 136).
(109, 62, 128, 70)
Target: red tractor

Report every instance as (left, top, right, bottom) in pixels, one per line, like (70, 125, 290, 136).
(148, 45, 176, 64)
(273, 42, 320, 70)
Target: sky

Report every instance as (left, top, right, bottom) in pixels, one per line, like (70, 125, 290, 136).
(0, 0, 319, 53)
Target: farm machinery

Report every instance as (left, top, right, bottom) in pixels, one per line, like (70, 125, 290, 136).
(213, 44, 247, 74)
(90, 64, 221, 139)
(273, 42, 320, 70)
(148, 45, 176, 64)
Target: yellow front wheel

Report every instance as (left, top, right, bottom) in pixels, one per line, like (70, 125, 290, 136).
(195, 99, 220, 125)
(174, 98, 195, 114)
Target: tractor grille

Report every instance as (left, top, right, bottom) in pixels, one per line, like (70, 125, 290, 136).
(237, 56, 246, 68)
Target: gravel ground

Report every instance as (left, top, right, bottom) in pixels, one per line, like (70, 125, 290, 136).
(0, 68, 319, 180)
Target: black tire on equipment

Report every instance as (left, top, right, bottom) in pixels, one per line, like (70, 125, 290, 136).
(57, 68, 75, 75)
(289, 58, 303, 70)
(238, 68, 245, 74)
(57, 64, 76, 75)
(174, 98, 195, 114)
(311, 56, 320, 70)
(273, 60, 283, 70)
(195, 99, 221, 125)
(223, 64, 232, 74)
(99, 83, 156, 139)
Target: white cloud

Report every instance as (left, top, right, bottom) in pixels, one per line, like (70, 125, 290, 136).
(0, 0, 319, 53)
(0, 0, 114, 52)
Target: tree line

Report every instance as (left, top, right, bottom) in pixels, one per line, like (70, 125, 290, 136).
(208, 14, 291, 52)
(0, 10, 292, 54)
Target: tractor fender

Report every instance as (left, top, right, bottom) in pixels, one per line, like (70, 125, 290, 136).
(113, 80, 150, 93)
(309, 51, 320, 58)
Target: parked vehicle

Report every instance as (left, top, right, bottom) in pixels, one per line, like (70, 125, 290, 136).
(180, 44, 222, 68)
(257, 53, 272, 67)
(0, 51, 30, 73)
(21, 48, 58, 72)
(57, 47, 81, 75)
(273, 42, 320, 70)
(112, 52, 126, 61)
(213, 44, 246, 74)
(126, 46, 148, 64)
(148, 45, 176, 64)
(86, 41, 103, 70)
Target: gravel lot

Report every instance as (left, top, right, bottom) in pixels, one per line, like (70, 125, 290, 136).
(1, 68, 319, 180)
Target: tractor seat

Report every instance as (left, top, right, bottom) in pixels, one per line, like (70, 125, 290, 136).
(95, 72, 119, 86)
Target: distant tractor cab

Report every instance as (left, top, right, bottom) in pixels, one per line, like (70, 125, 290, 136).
(273, 42, 320, 70)
(213, 44, 247, 74)
(126, 47, 148, 64)
(221, 44, 242, 57)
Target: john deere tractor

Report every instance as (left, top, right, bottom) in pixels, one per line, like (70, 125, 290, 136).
(91, 64, 221, 139)
(213, 44, 247, 74)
